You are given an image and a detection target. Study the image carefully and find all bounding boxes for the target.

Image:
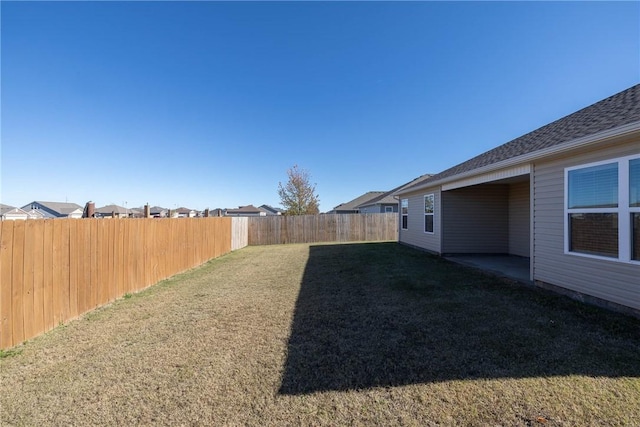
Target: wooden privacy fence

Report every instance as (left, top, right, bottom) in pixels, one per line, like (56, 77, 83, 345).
(0, 217, 232, 350)
(248, 213, 398, 246)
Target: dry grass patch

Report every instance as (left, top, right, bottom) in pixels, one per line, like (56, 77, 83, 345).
(1, 242, 639, 426)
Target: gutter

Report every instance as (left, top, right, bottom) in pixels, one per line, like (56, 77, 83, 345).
(396, 120, 640, 196)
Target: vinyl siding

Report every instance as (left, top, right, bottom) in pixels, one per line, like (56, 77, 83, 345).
(383, 204, 399, 213)
(358, 205, 380, 214)
(533, 139, 640, 311)
(441, 185, 509, 254)
(398, 188, 441, 253)
(509, 181, 530, 257)
(359, 204, 398, 214)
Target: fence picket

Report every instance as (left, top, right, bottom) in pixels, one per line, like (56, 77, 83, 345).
(0, 222, 14, 348)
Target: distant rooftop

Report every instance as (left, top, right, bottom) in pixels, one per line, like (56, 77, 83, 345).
(332, 191, 386, 212)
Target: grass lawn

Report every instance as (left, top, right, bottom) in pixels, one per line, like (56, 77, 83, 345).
(1, 242, 639, 426)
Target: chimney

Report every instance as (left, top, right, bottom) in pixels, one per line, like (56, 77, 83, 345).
(84, 201, 95, 218)
(144, 204, 150, 218)
(204, 208, 210, 218)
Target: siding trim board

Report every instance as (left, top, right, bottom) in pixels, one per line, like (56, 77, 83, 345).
(442, 164, 531, 191)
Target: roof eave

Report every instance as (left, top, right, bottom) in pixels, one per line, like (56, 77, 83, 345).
(396, 120, 640, 196)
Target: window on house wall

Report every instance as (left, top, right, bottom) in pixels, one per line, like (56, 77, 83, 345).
(424, 194, 434, 233)
(631, 158, 640, 260)
(385, 206, 393, 213)
(565, 154, 640, 263)
(401, 199, 408, 230)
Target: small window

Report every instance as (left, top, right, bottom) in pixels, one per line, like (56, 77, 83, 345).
(424, 194, 434, 233)
(401, 199, 408, 230)
(385, 206, 393, 213)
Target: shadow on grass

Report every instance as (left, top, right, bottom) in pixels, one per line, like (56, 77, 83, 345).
(279, 243, 640, 395)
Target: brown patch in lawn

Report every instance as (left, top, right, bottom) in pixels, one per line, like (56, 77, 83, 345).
(1, 243, 639, 426)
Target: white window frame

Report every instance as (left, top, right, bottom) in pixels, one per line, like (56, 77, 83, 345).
(424, 194, 434, 234)
(564, 153, 640, 264)
(401, 199, 408, 230)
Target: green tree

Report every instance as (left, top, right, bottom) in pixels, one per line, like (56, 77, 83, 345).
(277, 165, 320, 215)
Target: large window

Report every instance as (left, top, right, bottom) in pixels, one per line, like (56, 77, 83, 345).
(401, 199, 408, 230)
(565, 154, 640, 263)
(424, 194, 434, 233)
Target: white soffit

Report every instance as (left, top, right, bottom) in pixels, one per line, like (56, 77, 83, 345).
(442, 164, 531, 191)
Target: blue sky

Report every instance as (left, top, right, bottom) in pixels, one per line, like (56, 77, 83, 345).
(2, 1, 638, 212)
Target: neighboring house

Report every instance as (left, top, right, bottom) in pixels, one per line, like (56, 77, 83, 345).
(395, 84, 640, 315)
(176, 207, 197, 218)
(21, 201, 83, 219)
(128, 208, 145, 218)
(259, 204, 284, 216)
(95, 204, 130, 218)
(328, 191, 386, 214)
(357, 174, 434, 214)
(0, 204, 29, 220)
(24, 209, 46, 220)
(149, 206, 169, 218)
(225, 205, 267, 217)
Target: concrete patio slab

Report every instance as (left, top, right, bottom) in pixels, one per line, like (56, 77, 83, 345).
(444, 254, 532, 284)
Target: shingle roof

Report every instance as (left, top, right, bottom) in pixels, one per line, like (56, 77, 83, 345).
(259, 204, 284, 214)
(149, 206, 168, 214)
(332, 191, 386, 211)
(0, 204, 17, 215)
(226, 205, 262, 214)
(22, 201, 83, 216)
(176, 207, 195, 214)
(358, 174, 433, 207)
(95, 204, 129, 215)
(403, 84, 640, 192)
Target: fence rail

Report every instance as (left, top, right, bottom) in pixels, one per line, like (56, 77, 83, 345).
(248, 213, 398, 245)
(0, 217, 231, 350)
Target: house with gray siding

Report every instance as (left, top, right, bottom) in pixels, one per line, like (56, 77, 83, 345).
(95, 204, 130, 218)
(328, 191, 385, 214)
(396, 84, 640, 315)
(358, 174, 434, 214)
(224, 205, 267, 217)
(21, 201, 83, 219)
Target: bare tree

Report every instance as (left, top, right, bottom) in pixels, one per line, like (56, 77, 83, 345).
(277, 165, 320, 215)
